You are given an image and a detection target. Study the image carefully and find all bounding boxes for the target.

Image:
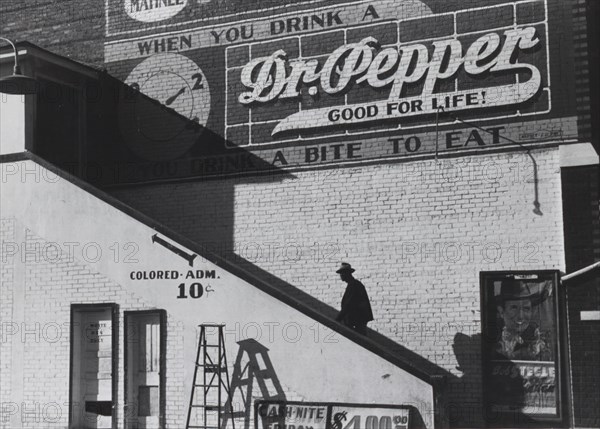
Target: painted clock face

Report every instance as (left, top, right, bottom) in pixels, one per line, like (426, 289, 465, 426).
(120, 53, 211, 161)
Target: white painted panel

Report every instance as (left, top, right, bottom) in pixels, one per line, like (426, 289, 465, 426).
(559, 143, 599, 167)
(0, 94, 26, 155)
(581, 311, 600, 321)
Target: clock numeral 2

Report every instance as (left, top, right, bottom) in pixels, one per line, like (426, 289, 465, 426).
(192, 73, 204, 90)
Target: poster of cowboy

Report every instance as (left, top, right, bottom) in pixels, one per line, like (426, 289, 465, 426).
(480, 271, 566, 424)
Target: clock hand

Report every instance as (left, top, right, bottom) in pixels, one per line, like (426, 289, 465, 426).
(165, 87, 186, 106)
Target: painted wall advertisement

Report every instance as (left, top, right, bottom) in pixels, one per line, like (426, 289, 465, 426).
(255, 401, 411, 429)
(102, 0, 577, 183)
(480, 271, 565, 425)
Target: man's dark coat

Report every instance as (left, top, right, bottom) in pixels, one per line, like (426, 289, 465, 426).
(337, 278, 374, 325)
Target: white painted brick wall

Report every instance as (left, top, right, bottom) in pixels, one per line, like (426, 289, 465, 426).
(112, 147, 565, 426)
(0, 218, 15, 429)
(0, 225, 189, 428)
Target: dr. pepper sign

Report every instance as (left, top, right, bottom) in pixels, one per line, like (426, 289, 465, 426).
(240, 28, 541, 135)
(104, 0, 577, 180)
(255, 401, 410, 429)
(226, 0, 553, 146)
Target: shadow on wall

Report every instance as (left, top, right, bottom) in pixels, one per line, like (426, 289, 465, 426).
(565, 276, 600, 428)
(223, 339, 286, 429)
(449, 333, 485, 428)
(216, 257, 455, 429)
(562, 166, 600, 428)
(219, 338, 430, 429)
(232, 257, 456, 378)
(451, 332, 544, 428)
(88, 73, 457, 426)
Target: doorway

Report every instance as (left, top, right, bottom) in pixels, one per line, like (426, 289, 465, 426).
(124, 310, 166, 428)
(70, 304, 117, 429)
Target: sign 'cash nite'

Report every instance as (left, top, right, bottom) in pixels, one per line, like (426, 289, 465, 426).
(238, 27, 542, 135)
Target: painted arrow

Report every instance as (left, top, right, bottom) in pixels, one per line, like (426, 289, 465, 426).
(152, 234, 197, 267)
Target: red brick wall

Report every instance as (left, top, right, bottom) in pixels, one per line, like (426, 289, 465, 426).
(0, 0, 104, 65)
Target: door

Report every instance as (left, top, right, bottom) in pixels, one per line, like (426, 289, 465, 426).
(125, 311, 165, 429)
(71, 306, 116, 429)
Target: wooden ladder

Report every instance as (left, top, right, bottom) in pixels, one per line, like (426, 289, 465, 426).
(186, 324, 234, 429)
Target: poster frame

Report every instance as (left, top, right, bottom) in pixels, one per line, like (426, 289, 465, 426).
(479, 270, 569, 427)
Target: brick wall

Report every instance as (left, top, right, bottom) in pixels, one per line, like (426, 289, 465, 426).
(1, 0, 595, 426)
(112, 147, 565, 426)
(572, 0, 593, 142)
(0, 0, 590, 141)
(567, 280, 600, 429)
(0, 0, 104, 66)
(1, 158, 440, 428)
(0, 219, 15, 425)
(0, 0, 590, 142)
(562, 166, 600, 428)
(0, 222, 190, 428)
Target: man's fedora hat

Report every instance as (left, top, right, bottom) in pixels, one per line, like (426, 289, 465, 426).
(498, 279, 549, 306)
(336, 262, 355, 273)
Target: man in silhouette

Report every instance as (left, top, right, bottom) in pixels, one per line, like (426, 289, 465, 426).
(335, 263, 374, 335)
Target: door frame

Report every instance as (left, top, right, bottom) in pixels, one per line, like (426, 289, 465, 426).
(124, 309, 167, 429)
(69, 303, 119, 429)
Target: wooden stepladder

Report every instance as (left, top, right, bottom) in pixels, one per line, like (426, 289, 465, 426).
(186, 324, 234, 429)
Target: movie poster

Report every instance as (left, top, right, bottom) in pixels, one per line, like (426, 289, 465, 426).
(480, 271, 563, 423)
